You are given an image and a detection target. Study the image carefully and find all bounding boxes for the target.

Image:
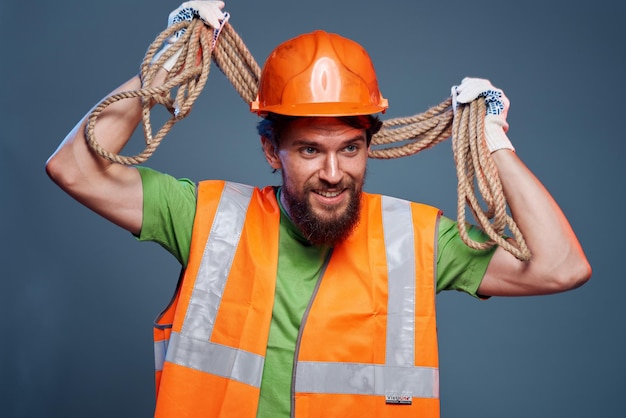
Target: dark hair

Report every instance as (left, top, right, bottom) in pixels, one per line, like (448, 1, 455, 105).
(257, 113, 383, 149)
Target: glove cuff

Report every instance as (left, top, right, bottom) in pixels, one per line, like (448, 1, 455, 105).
(484, 115, 514, 153)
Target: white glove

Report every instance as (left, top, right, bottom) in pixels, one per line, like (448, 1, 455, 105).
(153, 1, 230, 72)
(451, 77, 514, 153)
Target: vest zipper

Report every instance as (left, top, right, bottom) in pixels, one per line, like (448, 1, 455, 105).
(290, 247, 334, 418)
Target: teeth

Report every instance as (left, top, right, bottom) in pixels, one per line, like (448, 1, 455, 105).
(316, 190, 341, 198)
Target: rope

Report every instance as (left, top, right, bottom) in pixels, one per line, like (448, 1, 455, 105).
(213, 24, 261, 103)
(84, 18, 530, 261)
(85, 19, 216, 165)
(451, 99, 531, 260)
(369, 98, 530, 261)
(369, 99, 453, 159)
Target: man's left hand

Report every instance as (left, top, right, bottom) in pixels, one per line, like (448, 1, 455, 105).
(451, 77, 514, 153)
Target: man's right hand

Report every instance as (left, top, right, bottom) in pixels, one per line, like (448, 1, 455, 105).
(153, 1, 229, 72)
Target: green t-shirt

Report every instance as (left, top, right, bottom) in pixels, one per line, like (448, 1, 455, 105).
(256, 189, 331, 416)
(137, 167, 495, 417)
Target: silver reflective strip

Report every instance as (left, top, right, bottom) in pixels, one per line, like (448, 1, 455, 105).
(165, 182, 264, 387)
(182, 182, 254, 341)
(295, 362, 438, 399)
(154, 339, 168, 372)
(166, 331, 264, 388)
(381, 196, 416, 367)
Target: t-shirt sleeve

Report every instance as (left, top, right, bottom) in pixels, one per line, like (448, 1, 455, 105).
(436, 215, 496, 298)
(135, 166, 197, 267)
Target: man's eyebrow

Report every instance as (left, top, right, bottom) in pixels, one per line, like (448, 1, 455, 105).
(290, 135, 366, 147)
(290, 139, 320, 147)
(341, 134, 367, 145)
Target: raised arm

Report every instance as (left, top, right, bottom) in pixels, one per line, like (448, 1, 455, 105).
(45, 74, 157, 235)
(452, 78, 591, 296)
(46, 1, 228, 235)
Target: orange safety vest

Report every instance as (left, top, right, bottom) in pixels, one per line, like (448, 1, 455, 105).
(153, 180, 441, 417)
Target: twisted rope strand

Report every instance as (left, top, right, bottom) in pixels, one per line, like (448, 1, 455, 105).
(368, 99, 453, 158)
(84, 18, 530, 260)
(213, 24, 261, 103)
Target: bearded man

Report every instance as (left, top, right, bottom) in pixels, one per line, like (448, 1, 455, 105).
(45, 2, 590, 417)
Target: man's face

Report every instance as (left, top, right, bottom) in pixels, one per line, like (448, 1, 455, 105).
(262, 117, 369, 246)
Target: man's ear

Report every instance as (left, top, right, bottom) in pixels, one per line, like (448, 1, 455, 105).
(261, 137, 282, 170)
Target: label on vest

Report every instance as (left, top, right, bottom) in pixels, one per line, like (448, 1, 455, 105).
(385, 392, 413, 405)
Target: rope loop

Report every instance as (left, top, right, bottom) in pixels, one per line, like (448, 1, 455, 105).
(86, 19, 215, 165)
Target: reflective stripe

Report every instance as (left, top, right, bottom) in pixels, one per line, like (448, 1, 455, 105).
(154, 339, 168, 372)
(295, 362, 438, 398)
(167, 331, 265, 388)
(166, 182, 263, 387)
(182, 182, 253, 340)
(381, 196, 416, 367)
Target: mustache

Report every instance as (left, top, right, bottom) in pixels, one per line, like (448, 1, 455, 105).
(305, 168, 368, 192)
(305, 179, 354, 192)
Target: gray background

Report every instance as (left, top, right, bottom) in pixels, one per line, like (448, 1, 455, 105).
(2, 0, 623, 417)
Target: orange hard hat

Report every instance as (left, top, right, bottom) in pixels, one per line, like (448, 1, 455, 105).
(250, 30, 388, 116)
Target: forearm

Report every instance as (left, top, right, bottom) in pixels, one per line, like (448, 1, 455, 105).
(46, 71, 166, 185)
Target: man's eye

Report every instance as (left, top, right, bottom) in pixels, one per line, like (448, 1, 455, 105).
(302, 147, 317, 155)
(345, 145, 358, 153)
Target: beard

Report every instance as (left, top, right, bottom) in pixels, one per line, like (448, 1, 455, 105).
(281, 176, 364, 247)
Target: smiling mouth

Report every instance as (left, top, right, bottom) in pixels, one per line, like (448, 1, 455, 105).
(314, 190, 343, 198)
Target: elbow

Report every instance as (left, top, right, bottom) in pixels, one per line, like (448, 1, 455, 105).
(45, 121, 91, 190)
(45, 153, 61, 184)
(547, 256, 592, 293)
(45, 153, 67, 187)
(45, 151, 82, 192)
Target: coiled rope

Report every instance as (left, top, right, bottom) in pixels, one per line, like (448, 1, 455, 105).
(85, 19, 531, 261)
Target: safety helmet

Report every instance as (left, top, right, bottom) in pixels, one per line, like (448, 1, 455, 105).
(250, 30, 388, 116)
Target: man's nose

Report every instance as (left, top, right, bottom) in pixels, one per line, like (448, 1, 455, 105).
(319, 153, 342, 184)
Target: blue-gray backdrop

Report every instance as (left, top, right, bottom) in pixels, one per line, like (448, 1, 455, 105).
(2, 1, 623, 417)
